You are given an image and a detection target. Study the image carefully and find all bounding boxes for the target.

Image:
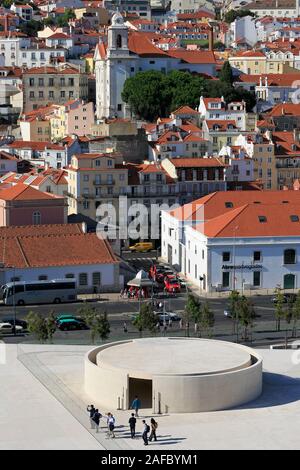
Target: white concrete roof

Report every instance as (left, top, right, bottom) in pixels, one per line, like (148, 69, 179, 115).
(2, 343, 300, 449)
(96, 337, 252, 376)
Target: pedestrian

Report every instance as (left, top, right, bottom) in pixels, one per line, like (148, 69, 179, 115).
(128, 413, 136, 439)
(123, 321, 128, 333)
(92, 409, 102, 433)
(156, 321, 160, 332)
(168, 318, 172, 328)
(194, 322, 198, 334)
(131, 395, 141, 417)
(163, 320, 167, 335)
(120, 289, 124, 298)
(179, 319, 183, 329)
(149, 418, 158, 442)
(87, 404, 96, 429)
(142, 419, 150, 446)
(106, 412, 116, 438)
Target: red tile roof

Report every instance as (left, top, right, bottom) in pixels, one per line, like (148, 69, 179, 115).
(198, 203, 300, 237)
(168, 157, 225, 168)
(171, 105, 200, 115)
(167, 49, 216, 64)
(267, 103, 300, 116)
(0, 183, 63, 201)
(128, 31, 168, 57)
(0, 225, 117, 268)
(169, 190, 300, 223)
(7, 141, 64, 150)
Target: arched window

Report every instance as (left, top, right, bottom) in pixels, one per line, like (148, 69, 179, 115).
(284, 249, 296, 265)
(33, 211, 41, 225)
(116, 34, 122, 48)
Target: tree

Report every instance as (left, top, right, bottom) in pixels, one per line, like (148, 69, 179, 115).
(274, 287, 285, 331)
(56, 9, 76, 27)
(219, 61, 233, 85)
(292, 290, 300, 337)
(26, 311, 56, 342)
(133, 302, 157, 337)
(228, 290, 240, 335)
(200, 302, 215, 338)
(236, 296, 255, 342)
(45, 311, 57, 343)
(224, 9, 255, 24)
(93, 312, 110, 342)
(122, 69, 256, 120)
(19, 19, 44, 37)
(185, 294, 202, 336)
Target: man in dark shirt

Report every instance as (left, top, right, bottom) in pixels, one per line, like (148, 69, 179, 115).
(87, 404, 95, 429)
(129, 413, 137, 438)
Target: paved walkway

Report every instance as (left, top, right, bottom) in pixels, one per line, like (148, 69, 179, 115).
(5, 343, 300, 450)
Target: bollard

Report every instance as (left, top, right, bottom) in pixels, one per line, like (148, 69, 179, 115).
(152, 392, 156, 414)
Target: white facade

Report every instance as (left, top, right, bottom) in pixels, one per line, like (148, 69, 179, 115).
(231, 16, 257, 47)
(161, 208, 300, 292)
(2, 263, 118, 293)
(0, 36, 66, 67)
(198, 97, 247, 131)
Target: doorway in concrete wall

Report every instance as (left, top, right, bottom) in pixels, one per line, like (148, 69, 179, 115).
(128, 377, 152, 409)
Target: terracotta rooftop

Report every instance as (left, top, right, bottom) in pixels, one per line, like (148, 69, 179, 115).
(0, 225, 117, 268)
(0, 183, 63, 201)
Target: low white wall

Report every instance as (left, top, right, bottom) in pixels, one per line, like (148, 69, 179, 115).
(85, 341, 263, 414)
(84, 342, 129, 411)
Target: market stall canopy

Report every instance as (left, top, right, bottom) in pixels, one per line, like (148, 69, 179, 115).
(127, 269, 156, 287)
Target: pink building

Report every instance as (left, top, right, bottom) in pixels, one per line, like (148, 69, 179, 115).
(64, 100, 94, 137)
(0, 183, 67, 227)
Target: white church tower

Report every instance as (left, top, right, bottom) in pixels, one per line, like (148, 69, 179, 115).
(95, 12, 137, 119)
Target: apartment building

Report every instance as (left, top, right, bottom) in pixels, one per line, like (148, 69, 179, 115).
(51, 100, 94, 140)
(67, 152, 128, 221)
(22, 66, 88, 113)
(236, 132, 277, 190)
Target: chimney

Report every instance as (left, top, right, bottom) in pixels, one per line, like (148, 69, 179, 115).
(208, 26, 213, 51)
(4, 15, 8, 34)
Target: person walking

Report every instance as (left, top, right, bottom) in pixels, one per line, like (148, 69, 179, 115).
(142, 420, 150, 446)
(128, 413, 137, 439)
(107, 412, 116, 438)
(131, 396, 141, 417)
(92, 409, 102, 433)
(123, 321, 128, 333)
(149, 418, 158, 442)
(87, 404, 96, 429)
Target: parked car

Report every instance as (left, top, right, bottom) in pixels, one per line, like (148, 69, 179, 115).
(2, 318, 28, 330)
(129, 242, 154, 252)
(0, 322, 23, 334)
(154, 312, 182, 325)
(223, 310, 232, 318)
(57, 318, 88, 331)
(272, 293, 297, 304)
(164, 275, 181, 293)
(55, 314, 78, 325)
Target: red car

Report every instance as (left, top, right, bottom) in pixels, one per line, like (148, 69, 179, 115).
(164, 275, 181, 293)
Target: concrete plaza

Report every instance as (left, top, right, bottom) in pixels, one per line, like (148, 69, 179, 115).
(1, 342, 300, 449)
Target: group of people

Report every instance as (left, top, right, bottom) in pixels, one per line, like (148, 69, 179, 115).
(120, 287, 150, 300)
(86, 395, 158, 446)
(87, 406, 116, 438)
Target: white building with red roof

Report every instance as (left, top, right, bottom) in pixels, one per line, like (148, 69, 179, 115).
(94, 12, 217, 119)
(161, 190, 300, 292)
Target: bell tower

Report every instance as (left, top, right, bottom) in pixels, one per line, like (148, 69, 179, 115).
(108, 11, 129, 54)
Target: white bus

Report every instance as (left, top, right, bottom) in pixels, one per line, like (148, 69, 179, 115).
(2, 279, 77, 306)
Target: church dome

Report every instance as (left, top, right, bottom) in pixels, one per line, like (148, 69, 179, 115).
(111, 11, 124, 26)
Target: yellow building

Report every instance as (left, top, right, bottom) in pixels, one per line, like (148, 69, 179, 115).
(67, 152, 128, 222)
(229, 50, 295, 75)
(19, 105, 58, 142)
(236, 132, 277, 190)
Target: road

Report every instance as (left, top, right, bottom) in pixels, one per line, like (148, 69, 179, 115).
(0, 251, 290, 346)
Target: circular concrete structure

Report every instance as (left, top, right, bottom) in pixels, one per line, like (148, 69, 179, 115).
(85, 338, 263, 413)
